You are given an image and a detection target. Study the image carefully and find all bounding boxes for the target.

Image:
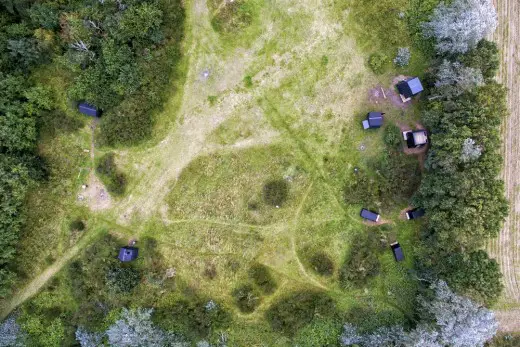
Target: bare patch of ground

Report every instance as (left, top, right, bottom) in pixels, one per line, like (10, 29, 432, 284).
(363, 218, 392, 226)
(80, 173, 112, 211)
(399, 206, 413, 220)
(488, 0, 520, 312)
(367, 75, 413, 109)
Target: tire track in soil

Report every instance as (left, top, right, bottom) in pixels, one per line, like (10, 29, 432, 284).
(490, 0, 520, 332)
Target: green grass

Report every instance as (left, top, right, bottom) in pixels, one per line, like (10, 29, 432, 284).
(6, 0, 433, 344)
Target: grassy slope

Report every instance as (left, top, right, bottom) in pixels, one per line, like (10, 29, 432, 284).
(3, 0, 431, 344)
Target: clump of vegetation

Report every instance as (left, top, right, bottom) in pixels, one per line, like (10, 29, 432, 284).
(368, 52, 389, 74)
(383, 123, 402, 149)
(309, 252, 334, 276)
(232, 284, 261, 313)
(340, 232, 382, 288)
(394, 47, 411, 66)
(248, 263, 277, 294)
(211, 0, 256, 33)
(263, 179, 289, 207)
(243, 75, 253, 88)
(105, 266, 141, 293)
(265, 291, 336, 336)
(69, 219, 85, 232)
(292, 317, 342, 347)
(96, 153, 127, 196)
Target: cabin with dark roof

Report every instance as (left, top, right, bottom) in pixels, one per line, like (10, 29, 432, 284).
(397, 77, 423, 102)
(78, 102, 100, 117)
(404, 130, 428, 148)
(118, 247, 138, 262)
(390, 242, 404, 262)
(406, 208, 425, 220)
(362, 112, 384, 130)
(360, 208, 380, 222)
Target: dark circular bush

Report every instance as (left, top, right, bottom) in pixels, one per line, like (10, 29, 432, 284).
(69, 219, 86, 231)
(248, 263, 277, 294)
(232, 284, 261, 313)
(309, 252, 334, 276)
(263, 180, 289, 207)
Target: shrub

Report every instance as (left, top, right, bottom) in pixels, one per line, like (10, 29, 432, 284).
(232, 284, 261, 313)
(105, 266, 141, 293)
(368, 53, 389, 74)
(96, 153, 127, 196)
(243, 75, 253, 88)
(309, 252, 334, 276)
(248, 263, 277, 294)
(460, 39, 499, 79)
(339, 232, 382, 288)
(69, 219, 85, 231)
(383, 124, 402, 149)
(265, 291, 336, 336)
(394, 47, 411, 67)
(211, 0, 256, 33)
(293, 317, 342, 347)
(263, 180, 289, 207)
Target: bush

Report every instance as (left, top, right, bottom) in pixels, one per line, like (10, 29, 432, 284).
(368, 53, 389, 74)
(248, 263, 277, 294)
(105, 266, 141, 293)
(96, 153, 127, 196)
(383, 124, 402, 149)
(343, 173, 380, 207)
(292, 317, 342, 347)
(265, 291, 336, 336)
(263, 180, 289, 207)
(394, 47, 411, 67)
(460, 39, 499, 79)
(211, 0, 256, 33)
(309, 252, 334, 276)
(232, 284, 261, 313)
(158, 298, 231, 338)
(339, 232, 382, 288)
(69, 219, 85, 231)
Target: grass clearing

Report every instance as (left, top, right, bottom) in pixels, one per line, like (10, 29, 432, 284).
(3, 0, 431, 343)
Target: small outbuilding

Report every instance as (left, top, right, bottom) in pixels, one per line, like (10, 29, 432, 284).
(360, 208, 380, 222)
(406, 208, 425, 220)
(390, 242, 404, 262)
(78, 102, 100, 117)
(397, 77, 423, 102)
(403, 130, 428, 148)
(118, 246, 138, 262)
(362, 112, 385, 130)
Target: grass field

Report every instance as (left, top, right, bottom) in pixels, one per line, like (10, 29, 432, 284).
(1, 0, 431, 344)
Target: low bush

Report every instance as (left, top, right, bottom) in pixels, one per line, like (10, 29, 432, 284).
(232, 284, 261, 313)
(69, 219, 85, 231)
(383, 123, 402, 149)
(263, 180, 289, 207)
(343, 173, 380, 207)
(105, 266, 141, 293)
(248, 263, 277, 294)
(292, 317, 342, 347)
(309, 252, 334, 276)
(265, 291, 336, 336)
(339, 232, 382, 289)
(96, 153, 127, 196)
(158, 298, 232, 338)
(368, 53, 389, 74)
(211, 0, 256, 33)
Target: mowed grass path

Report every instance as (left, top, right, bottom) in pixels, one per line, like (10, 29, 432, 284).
(1, 0, 420, 339)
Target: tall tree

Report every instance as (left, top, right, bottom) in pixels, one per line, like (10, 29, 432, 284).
(423, 0, 497, 54)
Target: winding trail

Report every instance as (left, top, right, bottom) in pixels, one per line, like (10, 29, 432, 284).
(489, 0, 520, 332)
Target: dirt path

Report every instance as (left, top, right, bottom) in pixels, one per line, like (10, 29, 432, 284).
(489, 0, 520, 332)
(0, 227, 104, 321)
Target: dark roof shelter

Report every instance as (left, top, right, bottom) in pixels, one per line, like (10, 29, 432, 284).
(118, 247, 138, 262)
(405, 130, 428, 148)
(390, 242, 404, 262)
(362, 112, 384, 129)
(360, 208, 380, 222)
(406, 208, 425, 220)
(397, 77, 424, 99)
(78, 102, 100, 117)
